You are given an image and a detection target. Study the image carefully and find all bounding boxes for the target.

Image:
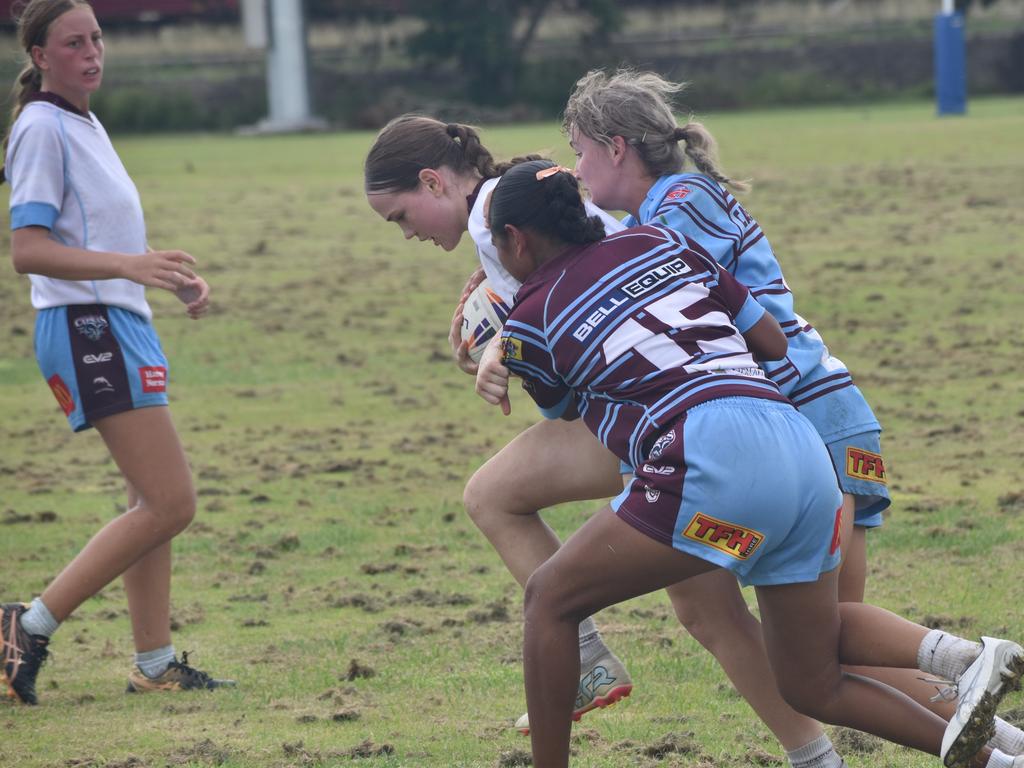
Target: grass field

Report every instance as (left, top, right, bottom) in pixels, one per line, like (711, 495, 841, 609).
(1, 96, 1023, 768)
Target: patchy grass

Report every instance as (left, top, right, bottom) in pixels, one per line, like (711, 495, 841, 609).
(1, 96, 1023, 767)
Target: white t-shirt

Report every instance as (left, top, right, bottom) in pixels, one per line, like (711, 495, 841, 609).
(7, 101, 153, 319)
(467, 176, 625, 306)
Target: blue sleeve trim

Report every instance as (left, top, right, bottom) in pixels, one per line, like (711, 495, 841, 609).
(619, 459, 633, 474)
(539, 391, 574, 420)
(11, 201, 58, 230)
(734, 294, 766, 333)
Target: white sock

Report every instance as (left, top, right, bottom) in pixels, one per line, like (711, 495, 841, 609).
(917, 629, 981, 680)
(985, 747, 1015, 768)
(135, 644, 176, 679)
(991, 718, 1024, 756)
(786, 733, 844, 768)
(578, 616, 607, 666)
(19, 597, 60, 638)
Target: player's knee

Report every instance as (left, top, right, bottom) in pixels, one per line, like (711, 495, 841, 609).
(670, 589, 756, 652)
(523, 565, 580, 626)
(151, 487, 196, 537)
(775, 670, 840, 723)
(463, 468, 518, 529)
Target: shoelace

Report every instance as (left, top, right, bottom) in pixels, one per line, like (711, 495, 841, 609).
(919, 675, 958, 703)
(170, 651, 213, 685)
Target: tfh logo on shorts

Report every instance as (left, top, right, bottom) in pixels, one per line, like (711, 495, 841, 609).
(139, 366, 167, 393)
(74, 314, 109, 341)
(682, 512, 764, 560)
(846, 447, 886, 484)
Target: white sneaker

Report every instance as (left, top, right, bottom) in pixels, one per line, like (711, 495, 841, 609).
(941, 637, 1024, 768)
(514, 649, 633, 734)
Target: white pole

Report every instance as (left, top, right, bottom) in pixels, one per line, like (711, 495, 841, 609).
(241, 0, 326, 133)
(942, 0, 955, 15)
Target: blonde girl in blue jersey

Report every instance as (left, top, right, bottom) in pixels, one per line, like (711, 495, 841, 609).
(560, 68, 1024, 763)
(476, 160, 1024, 768)
(1, 0, 231, 704)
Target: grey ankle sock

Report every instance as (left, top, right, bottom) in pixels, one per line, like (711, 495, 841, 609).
(19, 597, 59, 638)
(578, 616, 607, 666)
(135, 644, 176, 679)
(786, 733, 843, 768)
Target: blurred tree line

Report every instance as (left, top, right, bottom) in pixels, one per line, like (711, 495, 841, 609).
(302, 0, 1008, 106)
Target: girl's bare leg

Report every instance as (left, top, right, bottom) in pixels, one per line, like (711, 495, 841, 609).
(756, 572, 947, 754)
(122, 482, 173, 653)
(523, 506, 717, 768)
(38, 407, 195, 622)
(665, 572, 825, 750)
(463, 417, 621, 587)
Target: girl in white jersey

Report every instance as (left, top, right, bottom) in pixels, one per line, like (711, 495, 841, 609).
(559, 68, 1024, 763)
(365, 116, 636, 729)
(1, 0, 231, 705)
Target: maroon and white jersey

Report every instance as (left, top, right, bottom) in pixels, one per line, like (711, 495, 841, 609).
(500, 224, 788, 467)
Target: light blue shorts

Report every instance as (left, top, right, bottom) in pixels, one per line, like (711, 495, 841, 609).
(612, 397, 843, 587)
(824, 431, 890, 528)
(35, 304, 169, 432)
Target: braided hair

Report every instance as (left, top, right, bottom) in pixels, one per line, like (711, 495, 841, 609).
(364, 114, 544, 194)
(563, 68, 749, 194)
(489, 160, 605, 246)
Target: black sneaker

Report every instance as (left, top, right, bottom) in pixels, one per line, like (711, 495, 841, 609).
(125, 651, 236, 693)
(2, 602, 50, 705)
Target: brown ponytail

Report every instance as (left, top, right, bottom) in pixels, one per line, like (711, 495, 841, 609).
(364, 114, 549, 195)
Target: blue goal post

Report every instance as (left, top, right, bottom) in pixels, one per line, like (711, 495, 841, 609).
(935, 0, 967, 115)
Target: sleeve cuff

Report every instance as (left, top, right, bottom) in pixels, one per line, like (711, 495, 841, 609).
(538, 391, 574, 420)
(733, 294, 766, 333)
(11, 202, 58, 231)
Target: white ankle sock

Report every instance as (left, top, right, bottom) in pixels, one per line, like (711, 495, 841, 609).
(917, 629, 981, 679)
(991, 718, 1024, 757)
(985, 747, 1015, 768)
(786, 733, 844, 768)
(19, 597, 59, 638)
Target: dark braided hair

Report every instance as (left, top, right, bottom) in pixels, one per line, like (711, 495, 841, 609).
(490, 160, 605, 246)
(364, 114, 545, 194)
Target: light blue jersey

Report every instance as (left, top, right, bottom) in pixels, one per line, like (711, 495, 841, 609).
(623, 174, 880, 445)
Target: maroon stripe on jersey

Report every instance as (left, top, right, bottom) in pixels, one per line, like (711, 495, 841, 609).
(738, 230, 765, 254)
(789, 371, 851, 399)
(790, 380, 855, 407)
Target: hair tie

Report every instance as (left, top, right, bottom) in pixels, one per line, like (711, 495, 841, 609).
(535, 165, 572, 181)
(446, 123, 462, 142)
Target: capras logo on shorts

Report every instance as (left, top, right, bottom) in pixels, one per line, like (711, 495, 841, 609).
(82, 352, 113, 364)
(74, 314, 109, 341)
(647, 430, 676, 461)
(682, 512, 764, 560)
(139, 366, 167, 393)
(846, 447, 886, 484)
(47, 374, 75, 416)
(621, 258, 691, 299)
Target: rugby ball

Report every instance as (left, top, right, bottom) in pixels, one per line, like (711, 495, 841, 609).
(461, 279, 510, 363)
